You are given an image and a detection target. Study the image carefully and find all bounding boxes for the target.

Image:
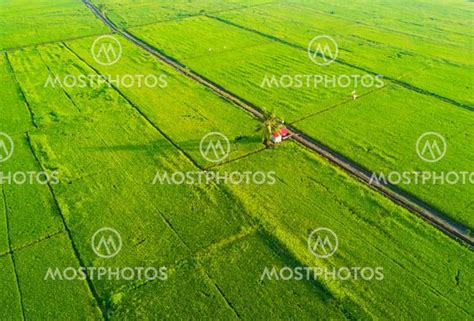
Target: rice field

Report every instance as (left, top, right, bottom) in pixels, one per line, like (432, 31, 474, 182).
(0, 0, 472, 320)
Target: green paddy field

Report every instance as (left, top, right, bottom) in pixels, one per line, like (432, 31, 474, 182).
(0, 0, 472, 320)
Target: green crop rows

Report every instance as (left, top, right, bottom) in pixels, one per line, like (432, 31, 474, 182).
(0, 0, 472, 320)
(129, 12, 473, 227)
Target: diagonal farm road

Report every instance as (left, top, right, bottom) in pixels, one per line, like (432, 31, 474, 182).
(82, 0, 473, 248)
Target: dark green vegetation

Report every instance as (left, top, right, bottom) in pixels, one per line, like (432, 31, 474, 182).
(0, 0, 472, 320)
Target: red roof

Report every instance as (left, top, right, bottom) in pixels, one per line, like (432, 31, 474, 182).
(280, 127, 289, 136)
(272, 132, 281, 138)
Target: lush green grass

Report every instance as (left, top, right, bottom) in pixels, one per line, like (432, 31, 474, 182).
(64, 35, 264, 168)
(1, 0, 472, 319)
(128, 15, 473, 226)
(130, 16, 378, 122)
(7, 39, 352, 318)
(220, 142, 474, 319)
(14, 233, 102, 319)
(10, 42, 248, 287)
(90, 0, 272, 28)
(198, 232, 355, 319)
(1, 134, 63, 248)
(0, 0, 108, 50)
(0, 57, 64, 248)
(296, 85, 474, 227)
(0, 255, 22, 319)
(0, 191, 7, 255)
(0, 54, 33, 134)
(216, 0, 473, 106)
(108, 258, 242, 319)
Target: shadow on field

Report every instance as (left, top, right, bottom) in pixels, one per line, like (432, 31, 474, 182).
(81, 135, 261, 153)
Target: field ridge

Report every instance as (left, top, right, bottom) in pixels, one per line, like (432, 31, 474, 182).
(2, 187, 27, 320)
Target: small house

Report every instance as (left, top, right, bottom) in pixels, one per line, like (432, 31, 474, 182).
(271, 132, 282, 143)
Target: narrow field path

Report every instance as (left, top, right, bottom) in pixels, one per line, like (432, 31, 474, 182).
(2, 186, 27, 320)
(82, 0, 473, 248)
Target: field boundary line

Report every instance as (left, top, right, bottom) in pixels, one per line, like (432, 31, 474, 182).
(1, 32, 112, 53)
(62, 42, 204, 171)
(290, 84, 391, 125)
(25, 133, 108, 321)
(290, 2, 473, 47)
(205, 147, 267, 170)
(195, 226, 258, 259)
(213, 282, 242, 319)
(207, 15, 473, 112)
(2, 186, 27, 321)
(4, 52, 39, 128)
(36, 46, 82, 113)
(124, 1, 278, 31)
(0, 230, 64, 259)
(82, 0, 473, 248)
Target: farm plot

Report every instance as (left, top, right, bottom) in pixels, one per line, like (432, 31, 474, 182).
(287, 0, 473, 41)
(0, 52, 104, 320)
(218, 142, 474, 319)
(62, 34, 264, 168)
(0, 55, 64, 250)
(0, 54, 34, 134)
(89, 0, 273, 28)
(215, 1, 473, 107)
(5, 40, 352, 319)
(1, 0, 472, 319)
(295, 85, 474, 227)
(0, 0, 108, 50)
(130, 16, 381, 122)
(197, 232, 355, 319)
(13, 233, 102, 319)
(126, 16, 473, 226)
(1, 133, 64, 249)
(0, 255, 22, 319)
(111, 232, 351, 320)
(9, 43, 248, 289)
(106, 258, 246, 320)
